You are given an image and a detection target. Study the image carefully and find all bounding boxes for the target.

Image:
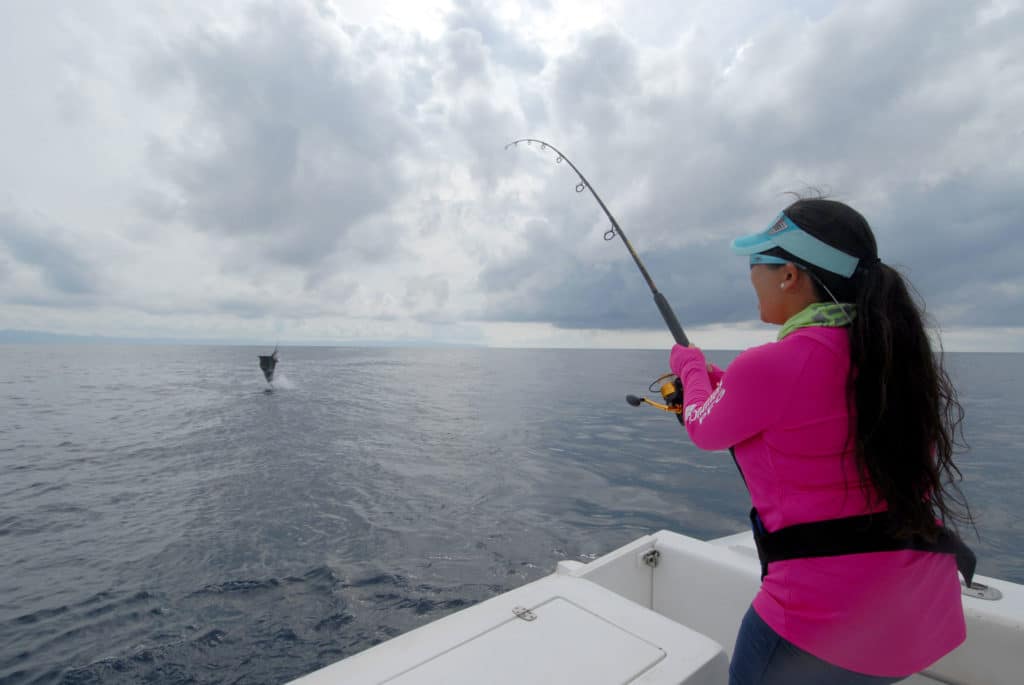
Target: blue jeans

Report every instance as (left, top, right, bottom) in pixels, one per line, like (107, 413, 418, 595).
(729, 606, 907, 685)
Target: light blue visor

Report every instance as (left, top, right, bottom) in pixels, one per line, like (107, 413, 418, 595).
(732, 213, 860, 277)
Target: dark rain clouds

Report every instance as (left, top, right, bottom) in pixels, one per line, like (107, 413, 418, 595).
(480, 0, 1024, 330)
(0, 211, 98, 299)
(0, 0, 1021, 337)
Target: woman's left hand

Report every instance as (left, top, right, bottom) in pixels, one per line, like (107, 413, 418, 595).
(669, 343, 703, 377)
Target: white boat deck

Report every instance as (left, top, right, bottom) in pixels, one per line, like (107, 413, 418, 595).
(291, 530, 1024, 684)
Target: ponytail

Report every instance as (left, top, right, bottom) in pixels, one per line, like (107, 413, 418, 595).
(784, 198, 973, 541)
(848, 262, 971, 540)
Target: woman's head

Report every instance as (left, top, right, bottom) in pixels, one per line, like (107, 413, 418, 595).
(737, 198, 881, 304)
(780, 199, 880, 303)
(739, 197, 971, 539)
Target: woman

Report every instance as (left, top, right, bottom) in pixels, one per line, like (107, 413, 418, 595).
(669, 198, 973, 684)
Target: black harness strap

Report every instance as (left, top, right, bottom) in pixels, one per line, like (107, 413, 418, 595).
(749, 507, 976, 586)
(727, 443, 977, 586)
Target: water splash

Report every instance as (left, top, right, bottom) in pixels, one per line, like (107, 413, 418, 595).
(270, 373, 295, 390)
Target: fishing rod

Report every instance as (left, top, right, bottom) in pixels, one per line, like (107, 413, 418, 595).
(506, 139, 689, 347)
(506, 138, 689, 417)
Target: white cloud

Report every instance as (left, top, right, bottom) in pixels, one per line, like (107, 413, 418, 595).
(0, 0, 1021, 350)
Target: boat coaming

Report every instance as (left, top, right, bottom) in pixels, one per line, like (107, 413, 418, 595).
(291, 530, 1024, 684)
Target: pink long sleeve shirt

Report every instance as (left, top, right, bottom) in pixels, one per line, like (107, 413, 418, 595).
(671, 327, 965, 677)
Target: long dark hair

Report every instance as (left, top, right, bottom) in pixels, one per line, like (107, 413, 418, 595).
(764, 198, 971, 540)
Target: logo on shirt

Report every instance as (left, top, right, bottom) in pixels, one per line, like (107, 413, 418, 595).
(685, 385, 726, 425)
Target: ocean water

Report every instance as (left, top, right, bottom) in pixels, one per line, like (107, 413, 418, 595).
(1, 345, 1021, 684)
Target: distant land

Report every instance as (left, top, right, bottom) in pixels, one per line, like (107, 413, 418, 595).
(0, 329, 268, 345)
(0, 329, 482, 348)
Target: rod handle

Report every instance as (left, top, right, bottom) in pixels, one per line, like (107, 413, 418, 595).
(654, 291, 689, 346)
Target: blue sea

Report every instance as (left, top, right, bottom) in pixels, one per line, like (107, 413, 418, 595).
(1, 345, 1021, 684)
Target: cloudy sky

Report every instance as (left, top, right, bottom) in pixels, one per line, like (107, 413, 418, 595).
(1, 0, 1021, 350)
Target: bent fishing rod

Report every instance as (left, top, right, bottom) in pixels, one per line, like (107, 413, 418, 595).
(506, 139, 690, 348)
(506, 138, 689, 416)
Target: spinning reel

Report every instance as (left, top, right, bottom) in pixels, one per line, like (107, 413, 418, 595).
(626, 373, 685, 424)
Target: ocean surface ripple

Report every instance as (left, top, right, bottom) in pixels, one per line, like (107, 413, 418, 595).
(1, 345, 1020, 684)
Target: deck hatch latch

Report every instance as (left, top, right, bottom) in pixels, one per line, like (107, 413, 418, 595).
(642, 549, 660, 568)
(513, 606, 537, 621)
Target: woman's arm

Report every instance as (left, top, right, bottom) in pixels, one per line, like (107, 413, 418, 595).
(670, 344, 786, 451)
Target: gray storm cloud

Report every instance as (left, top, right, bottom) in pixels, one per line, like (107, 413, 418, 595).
(139, 2, 420, 267)
(476, 0, 1024, 331)
(0, 210, 99, 299)
(0, 0, 1020, 344)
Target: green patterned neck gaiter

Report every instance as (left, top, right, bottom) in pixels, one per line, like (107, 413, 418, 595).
(777, 302, 856, 341)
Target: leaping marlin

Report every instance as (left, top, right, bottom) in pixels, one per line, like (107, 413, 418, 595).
(258, 346, 279, 383)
